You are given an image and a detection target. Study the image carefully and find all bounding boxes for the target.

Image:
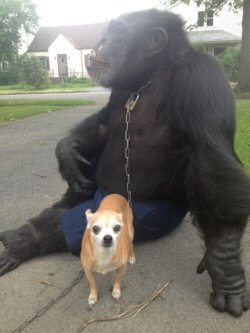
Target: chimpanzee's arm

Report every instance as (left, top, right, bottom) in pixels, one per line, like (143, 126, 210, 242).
(55, 105, 109, 194)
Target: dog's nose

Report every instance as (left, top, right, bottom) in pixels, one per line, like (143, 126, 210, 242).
(103, 235, 113, 245)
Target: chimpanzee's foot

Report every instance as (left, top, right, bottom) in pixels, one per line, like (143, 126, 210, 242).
(0, 229, 27, 276)
(197, 252, 249, 317)
(209, 290, 249, 317)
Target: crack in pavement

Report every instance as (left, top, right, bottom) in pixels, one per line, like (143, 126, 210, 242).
(12, 270, 84, 333)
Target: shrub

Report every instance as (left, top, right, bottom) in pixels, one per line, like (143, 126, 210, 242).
(20, 55, 49, 89)
(193, 42, 207, 53)
(217, 47, 241, 82)
(0, 57, 21, 85)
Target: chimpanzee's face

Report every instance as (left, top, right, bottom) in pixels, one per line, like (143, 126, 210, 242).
(86, 12, 169, 89)
(86, 19, 133, 87)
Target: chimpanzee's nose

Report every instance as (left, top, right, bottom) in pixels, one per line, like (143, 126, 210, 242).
(103, 235, 113, 246)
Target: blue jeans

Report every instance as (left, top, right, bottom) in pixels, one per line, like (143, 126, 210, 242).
(60, 188, 187, 256)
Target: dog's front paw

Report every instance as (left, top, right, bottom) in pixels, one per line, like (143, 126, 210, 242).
(112, 288, 121, 299)
(210, 290, 249, 317)
(88, 294, 97, 305)
(128, 256, 136, 265)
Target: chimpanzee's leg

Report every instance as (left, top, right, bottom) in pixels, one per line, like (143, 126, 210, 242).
(196, 221, 249, 317)
(186, 148, 250, 316)
(0, 188, 93, 276)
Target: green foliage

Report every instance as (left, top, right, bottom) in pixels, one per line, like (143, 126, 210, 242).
(196, 0, 243, 13)
(217, 47, 241, 81)
(0, 0, 38, 62)
(20, 55, 49, 89)
(0, 56, 22, 85)
(158, 0, 243, 11)
(193, 41, 207, 52)
(0, 99, 95, 122)
(235, 99, 250, 172)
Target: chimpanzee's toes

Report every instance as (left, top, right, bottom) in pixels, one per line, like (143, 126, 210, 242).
(210, 290, 249, 317)
(0, 230, 22, 276)
(0, 252, 20, 276)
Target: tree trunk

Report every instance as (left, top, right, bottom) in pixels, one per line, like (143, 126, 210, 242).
(238, 0, 250, 92)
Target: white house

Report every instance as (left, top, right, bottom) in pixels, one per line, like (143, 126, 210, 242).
(166, 0, 242, 55)
(27, 23, 107, 78)
(27, 2, 242, 75)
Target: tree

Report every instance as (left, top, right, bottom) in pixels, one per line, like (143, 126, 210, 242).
(0, 0, 38, 63)
(158, 0, 250, 92)
(237, 0, 250, 91)
(21, 55, 49, 89)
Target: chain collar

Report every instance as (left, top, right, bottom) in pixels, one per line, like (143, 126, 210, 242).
(124, 64, 167, 207)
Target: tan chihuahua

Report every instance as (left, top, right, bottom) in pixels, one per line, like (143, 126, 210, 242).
(81, 194, 135, 305)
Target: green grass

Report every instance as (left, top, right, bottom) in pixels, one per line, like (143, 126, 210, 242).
(0, 99, 95, 122)
(235, 99, 250, 173)
(0, 97, 249, 173)
(0, 81, 95, 95)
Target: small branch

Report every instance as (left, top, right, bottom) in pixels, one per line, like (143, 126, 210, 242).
(31, 170, 47, 178)
(76, 279, 173, 333)
(33, 280, 61, 288)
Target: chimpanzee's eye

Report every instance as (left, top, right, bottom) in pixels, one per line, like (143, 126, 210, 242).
(92, 225, 101, 234)
(113, 224, 121, 233)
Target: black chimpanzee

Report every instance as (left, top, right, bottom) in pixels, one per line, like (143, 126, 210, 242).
(0, 9, 249, 317)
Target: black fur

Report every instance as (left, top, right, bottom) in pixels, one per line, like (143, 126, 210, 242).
(0, 9, 249, 316)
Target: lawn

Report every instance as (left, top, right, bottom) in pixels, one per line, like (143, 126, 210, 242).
(235, 99, 250, 173)
(0, 81, 95, 95)
(0, 97, 249, 172)
(0, 99, 95, 122)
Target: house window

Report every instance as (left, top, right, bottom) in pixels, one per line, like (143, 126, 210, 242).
(214, 47, 226, 56)
(197, 10, 214, 27)
(38, 56, 50, 70)
(207, 10, 214, 26)
(197, 11, 205, 26)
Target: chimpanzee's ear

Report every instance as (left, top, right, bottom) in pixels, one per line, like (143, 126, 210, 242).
(145, 27, 168, 58)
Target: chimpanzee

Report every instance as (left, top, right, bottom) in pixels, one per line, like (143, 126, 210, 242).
(0, 9, 249, 317)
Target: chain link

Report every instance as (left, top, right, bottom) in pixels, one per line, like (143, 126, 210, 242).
(125, 100, 133, 207)
(124, 64, 167, 207)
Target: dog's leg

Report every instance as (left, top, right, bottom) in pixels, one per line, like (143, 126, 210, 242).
(128, 245, 136, 265)
(84, 268, 97, 305)
(112, 265, 127, 299)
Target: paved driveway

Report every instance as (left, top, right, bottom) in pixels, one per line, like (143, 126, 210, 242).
(0, 92, 249, 332)
(0, 87, 110, 103)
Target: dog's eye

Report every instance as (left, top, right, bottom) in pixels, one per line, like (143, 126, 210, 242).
(92, 226, 101, 234)
(113, 224, 121, 233)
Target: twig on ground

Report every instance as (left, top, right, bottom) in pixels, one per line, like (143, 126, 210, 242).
(76, 280, 173, 333)
(33, 280, 61, 288)
(31, 170, 47, 178)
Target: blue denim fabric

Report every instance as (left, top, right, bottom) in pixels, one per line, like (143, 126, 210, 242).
(60, 188, 187, 256)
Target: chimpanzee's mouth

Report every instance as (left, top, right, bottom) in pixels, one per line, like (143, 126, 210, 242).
(87, 57, 110, 70)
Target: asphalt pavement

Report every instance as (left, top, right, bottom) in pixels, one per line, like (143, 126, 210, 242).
(0, 89, 249, 332)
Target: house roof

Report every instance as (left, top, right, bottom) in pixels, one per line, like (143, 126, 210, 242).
(27, 22, 108, 52)
(28, 23, 241, 53)
(188, 29, 241, 44)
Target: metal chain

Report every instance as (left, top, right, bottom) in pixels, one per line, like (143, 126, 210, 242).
(124, 64, 167, 207)
(124, 97, 134, 207)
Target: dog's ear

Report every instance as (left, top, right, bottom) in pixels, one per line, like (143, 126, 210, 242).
(115, 213, 123, 225)
(85, 209, 94, 228)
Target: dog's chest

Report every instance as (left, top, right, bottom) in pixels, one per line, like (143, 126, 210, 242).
(93, 248, 117, 274)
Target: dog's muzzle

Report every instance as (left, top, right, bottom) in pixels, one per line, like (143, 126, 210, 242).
(103, 235, 113, 247)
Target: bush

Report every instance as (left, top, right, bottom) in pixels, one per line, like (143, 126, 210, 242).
(0, 57, 21, 85)
(20, 55, 49, 89)
(0, 70, 18, 85)
(217, 47, 241, 82)
(193, 42, 207, 53)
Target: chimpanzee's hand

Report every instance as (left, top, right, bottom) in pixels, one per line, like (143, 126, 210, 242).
(0, 230, 22, 276)
(197, 252, 249, 317)
(55, 137, 96, 194)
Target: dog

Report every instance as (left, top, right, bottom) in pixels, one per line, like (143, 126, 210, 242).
(81, 194, 135, 305)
